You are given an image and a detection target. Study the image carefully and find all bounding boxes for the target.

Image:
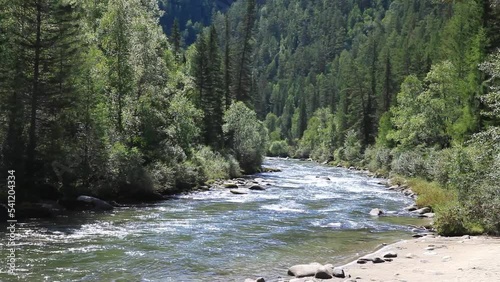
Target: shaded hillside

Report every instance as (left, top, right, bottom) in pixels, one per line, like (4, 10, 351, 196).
(159, 0, 238, 44)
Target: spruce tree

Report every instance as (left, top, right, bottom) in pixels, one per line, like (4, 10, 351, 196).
(224, 14, 232, 109)
(232, 0, 256, 104)
(192, 26, 225, 149)
(171, 18, 181, 62)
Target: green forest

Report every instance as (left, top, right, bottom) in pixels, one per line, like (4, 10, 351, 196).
(1, 0, 500, 235)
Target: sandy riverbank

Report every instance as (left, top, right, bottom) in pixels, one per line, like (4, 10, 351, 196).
(338, 235, 500, 282)
(278, 235, 500, 282)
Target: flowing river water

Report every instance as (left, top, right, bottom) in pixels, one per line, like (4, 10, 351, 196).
(0, 158, 428, 282)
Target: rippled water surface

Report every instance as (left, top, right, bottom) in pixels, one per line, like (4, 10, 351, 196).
(0, 158, 425, 281)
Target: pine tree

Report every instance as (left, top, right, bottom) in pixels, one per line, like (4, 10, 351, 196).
(171, 18, 181, 62)
(0, 0, 83, 191)
(99, 0, 134, 135)
(192, 26, 225, 149)
(206, 25, 225, 149)
(224, 14, 232, 109)
(232, 0, 256, 104)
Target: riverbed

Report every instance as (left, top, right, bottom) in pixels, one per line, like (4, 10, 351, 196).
(0, 158, 427, 281)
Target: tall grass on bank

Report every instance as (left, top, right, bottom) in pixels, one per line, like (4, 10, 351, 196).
(406, 178, 456, 210)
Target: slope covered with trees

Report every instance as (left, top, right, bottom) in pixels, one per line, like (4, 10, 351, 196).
(0, 0, 267, 203)
(217, 0, 499, 235)
(1, 0, 499, 235)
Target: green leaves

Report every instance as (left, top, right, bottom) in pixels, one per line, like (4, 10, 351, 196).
(223, 102, 268, 173)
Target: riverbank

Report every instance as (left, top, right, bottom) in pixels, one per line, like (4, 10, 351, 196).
(340, 234, 500, 282)
(281, 234, 500, 282)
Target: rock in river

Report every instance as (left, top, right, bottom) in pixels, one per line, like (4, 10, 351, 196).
(288, 262, 323, 277)
(244, 278, 265, 282)
(420, 212, 435, 218)
(230, 189, 248, 195)
(223, 183, 239, 188)
(404, 204, 418, 211)
(248, 185, 266, 191)
(76, 195, 114, 211)
(370, 208, 384, 216)
(412, 207, 432, 214)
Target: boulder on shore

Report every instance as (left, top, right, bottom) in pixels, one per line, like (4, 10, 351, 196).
(314, 265, 333, 279)
(383, 252, 398, 258)
(357, 258, 372, 264)
(412, 207, 432, 214)
(76, 195, 114, 211)
(332, 266, 346, 278)
(372, 257, 385, 263)
(288, 262, 323, 277)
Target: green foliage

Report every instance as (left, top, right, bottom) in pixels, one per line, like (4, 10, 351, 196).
(0, 0, 267, 202)
(391, 150, 427, 178)
(174, 160, 204, 191)
(191, 25, 225, 149)
(365, 145, 392, 173)
(224, 102, 268, 173)
(108, 142, 154, 197)
(264, 113, 279, 133)
(407, 178, 456, 210)
(166, 93, 203, 156)
(268, 141, 289, 157)
(434, 201, 469, 236)
(343, 130, 362, 163)
(297, 108, 336, 161)
(375, 112, 394, 148)
(193, 146, 241, 181)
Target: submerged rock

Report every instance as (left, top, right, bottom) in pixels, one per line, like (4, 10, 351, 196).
(76, 195, 114, 211)
(249, 185, 265, 191)
(262, 167, 282, 172)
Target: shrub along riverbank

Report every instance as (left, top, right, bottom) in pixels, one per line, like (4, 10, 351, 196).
(266, 136, 500, 236)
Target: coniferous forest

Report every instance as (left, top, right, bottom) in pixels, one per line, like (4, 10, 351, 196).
(1, 0, 500, 236)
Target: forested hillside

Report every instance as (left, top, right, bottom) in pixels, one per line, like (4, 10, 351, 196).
(0, 0, 266, 203)
(158, 0, 237, 45)
(218, 0, 500, 235)
(0, 0, 499, 235)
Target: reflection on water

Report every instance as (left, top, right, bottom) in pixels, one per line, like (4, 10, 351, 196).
(0, 158, 427, 281)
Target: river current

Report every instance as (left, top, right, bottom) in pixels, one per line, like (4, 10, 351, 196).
(0, 158, 424, 281)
